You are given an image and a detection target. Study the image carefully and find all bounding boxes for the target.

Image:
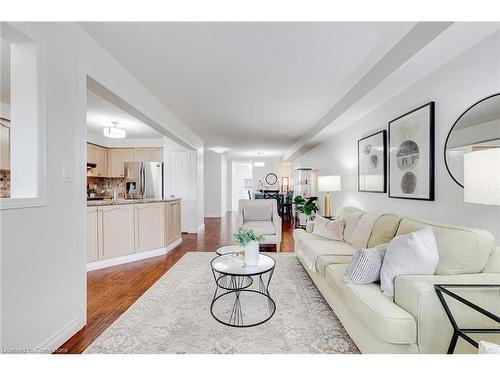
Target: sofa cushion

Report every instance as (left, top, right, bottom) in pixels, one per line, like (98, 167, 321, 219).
(243, 203, 272, 221)
(316, 254, 353, 275)
(296, 236, 357, 274)
(367, 213, 402, 248)
(242, 220, 276, 235)
(396, 217, 495, 275)
(325, 263, 417, 344)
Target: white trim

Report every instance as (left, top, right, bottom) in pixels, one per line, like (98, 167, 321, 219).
(197, 223, 206, 233)
(204, 213, 224, 218)
(37, 317, 83, 353)
(0, 27, 47, 210)
(86, 238, 182, 271)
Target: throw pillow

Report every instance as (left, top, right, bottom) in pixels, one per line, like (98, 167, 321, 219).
(380, 226, 439, 298)
(343, 212, 363, 244)
(312, 215, 345, 241)
(343, 244, 388, 284)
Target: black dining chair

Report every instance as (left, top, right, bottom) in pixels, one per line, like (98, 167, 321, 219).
(263, 190, 282, 216)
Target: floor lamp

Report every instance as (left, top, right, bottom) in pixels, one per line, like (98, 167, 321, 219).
(318, 175, 341, 218)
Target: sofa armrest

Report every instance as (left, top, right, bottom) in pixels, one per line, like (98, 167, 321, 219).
(305, 220, 314, 233)
(272, 210, 282, 241)
(394, 273, 500, 353)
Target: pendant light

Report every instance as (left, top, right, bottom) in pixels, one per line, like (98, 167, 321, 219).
(103, 121, 126, 139)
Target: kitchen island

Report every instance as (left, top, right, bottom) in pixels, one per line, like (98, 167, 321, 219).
(86, 198, 182, 270)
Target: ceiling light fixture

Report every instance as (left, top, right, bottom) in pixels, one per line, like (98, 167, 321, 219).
(211, 147, 227, 154)
(103, 121, 126, 139)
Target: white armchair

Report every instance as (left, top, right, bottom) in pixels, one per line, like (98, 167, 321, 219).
(237, 199, 282, 252)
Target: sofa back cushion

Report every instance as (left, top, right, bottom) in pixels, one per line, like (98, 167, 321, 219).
(367, 213, 403, 248)
(243, 201, 273, 221)
(395, 217, 495, 275)
(337, 206, 364, 220)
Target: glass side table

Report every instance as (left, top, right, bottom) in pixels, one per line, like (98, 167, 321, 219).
(434, 284, 500, 354)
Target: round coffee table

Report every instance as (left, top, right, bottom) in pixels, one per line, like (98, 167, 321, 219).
(215, 245, 243, 256)
(210, 253, 276, 327)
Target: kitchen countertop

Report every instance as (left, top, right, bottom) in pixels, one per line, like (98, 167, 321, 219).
(87, 197, 181, 207)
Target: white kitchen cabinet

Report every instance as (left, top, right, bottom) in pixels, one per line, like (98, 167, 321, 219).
(108, 148, 125, 177)
(166, 200, 182, 245)
(0, 122, 10, 170)
(133, 148, 151, 162)
(134, 202, 166, 252)
(87, 207, 99, 263)
(150, 148, 163, 162)
(123, 148, 134, 163)
(98, 205, 134, 259)
(87, 143, 108, 177)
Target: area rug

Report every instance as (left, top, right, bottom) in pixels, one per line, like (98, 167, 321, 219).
(84, 252, 359, 354)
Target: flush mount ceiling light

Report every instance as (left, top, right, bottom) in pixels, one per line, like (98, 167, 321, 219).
(210, 146, 227, 154)
(103, 121, 126, 139)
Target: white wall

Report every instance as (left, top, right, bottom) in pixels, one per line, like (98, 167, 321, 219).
(220, 155, 228, 215)
(0, 103, 10, 119)
(0, 22, 202, 351)
(295, 31, 500, 243)
(204, 150, 222, 217)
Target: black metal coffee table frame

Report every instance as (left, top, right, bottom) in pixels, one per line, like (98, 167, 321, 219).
(210, 255, 276, 328)
(434, 284, 500, 354)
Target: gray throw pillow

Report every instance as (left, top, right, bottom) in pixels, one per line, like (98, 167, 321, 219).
(343, 244, 388, 284)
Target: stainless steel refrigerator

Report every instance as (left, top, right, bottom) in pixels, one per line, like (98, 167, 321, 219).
(124, 162, 164, 199)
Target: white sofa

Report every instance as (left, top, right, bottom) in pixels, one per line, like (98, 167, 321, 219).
(237, 199, 282, 251)
(294, 206, 500, 354)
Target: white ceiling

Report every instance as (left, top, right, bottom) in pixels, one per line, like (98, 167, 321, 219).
(81, 22, 416, 157)
(87, 90, 162, 139)
(1, 38, 10, 105)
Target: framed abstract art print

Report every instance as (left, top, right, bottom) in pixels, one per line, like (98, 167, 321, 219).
(388, 102, 435, 201)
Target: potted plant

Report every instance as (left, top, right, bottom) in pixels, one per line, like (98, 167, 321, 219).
(234, 228, 264, 266)
(87, 188, 97, 199)
(293, 195, 319, 225)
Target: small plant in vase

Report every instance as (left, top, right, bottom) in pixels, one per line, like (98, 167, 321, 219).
(87, 188, 97, 198)
(293, 195, 319, 225)
(234, 228, 264, 266)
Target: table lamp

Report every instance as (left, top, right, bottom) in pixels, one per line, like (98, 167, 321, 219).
(464, 148, 500, 205)
(318, 175, 341, 218)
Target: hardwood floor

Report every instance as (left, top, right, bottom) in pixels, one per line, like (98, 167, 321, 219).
(56, 212, 295, 354)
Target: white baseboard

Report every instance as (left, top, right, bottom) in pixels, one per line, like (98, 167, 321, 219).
(38, 316, 84, 353)
(87, 237, 182, 271)
(204, 213, 223, 218)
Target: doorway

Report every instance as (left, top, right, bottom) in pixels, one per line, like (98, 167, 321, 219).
(231, 161, 253, 211)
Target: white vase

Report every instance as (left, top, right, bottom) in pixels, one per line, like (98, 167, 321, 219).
(244, 241, 259, 266)
(298, 212, 307, 226)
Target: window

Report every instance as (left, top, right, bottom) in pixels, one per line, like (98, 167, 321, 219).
(0, 23, 46, 209)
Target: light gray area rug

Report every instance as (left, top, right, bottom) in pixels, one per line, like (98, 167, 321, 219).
(85, 252, 359, 354)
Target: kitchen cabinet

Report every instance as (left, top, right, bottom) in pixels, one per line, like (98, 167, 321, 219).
(166, 200, 182, 245)
(0, 122, 10, 170)
(98, 205, 134, 259)
(86, 207, 99, 262)
(87, 143, 108, 177)
(150, 148, 163, 162)
(133, 148, 151, 162)
(134, 202, 166, 252)
(123, 148, 134, 163)
(108, 148, 125, 177)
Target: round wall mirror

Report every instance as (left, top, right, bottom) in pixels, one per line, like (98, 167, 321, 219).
(445, 93, 500, 187)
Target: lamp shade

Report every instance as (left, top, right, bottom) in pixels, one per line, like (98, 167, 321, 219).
(464, 148, 500, 205)
(318, 175, 341, 192)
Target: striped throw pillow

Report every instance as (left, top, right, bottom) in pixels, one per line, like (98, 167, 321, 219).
(343, 244, 388, 284)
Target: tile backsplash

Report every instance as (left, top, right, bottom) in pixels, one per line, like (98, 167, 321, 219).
(87, 176, 126, 198)
(0, 169, 10, 198)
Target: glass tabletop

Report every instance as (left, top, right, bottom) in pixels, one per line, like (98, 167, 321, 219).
(211, 253, 275, 276)
(216, 245, 243, 255)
